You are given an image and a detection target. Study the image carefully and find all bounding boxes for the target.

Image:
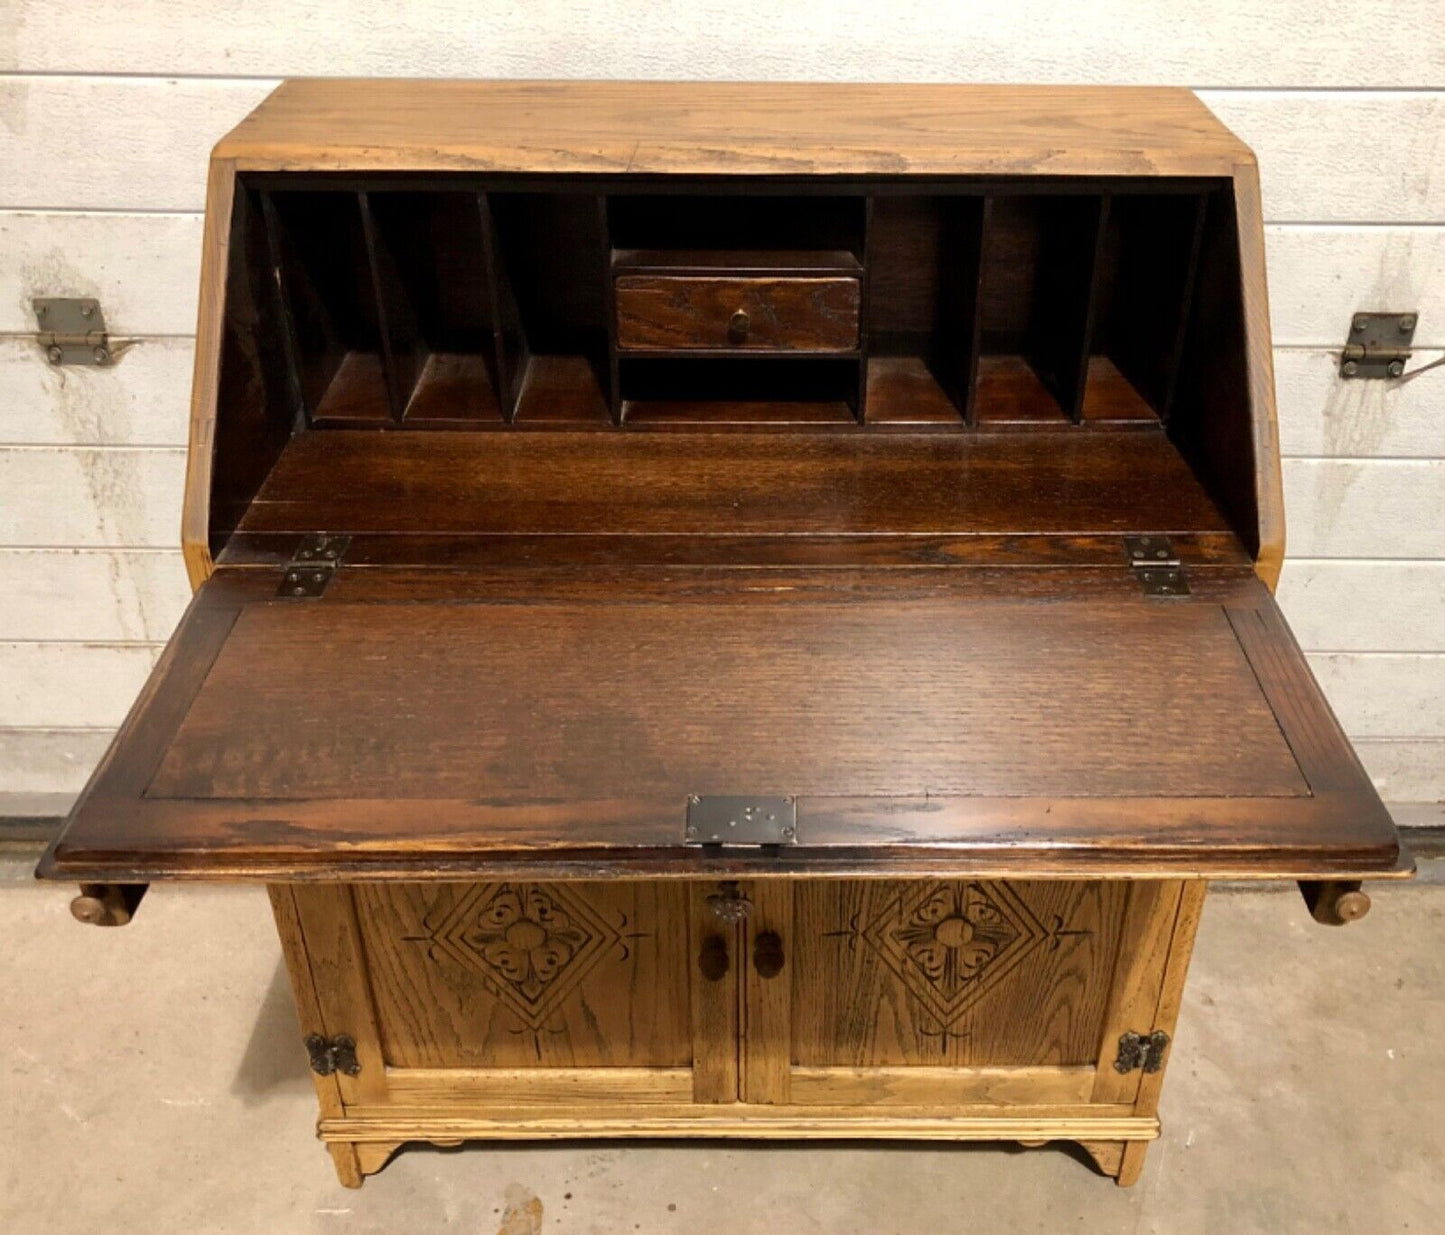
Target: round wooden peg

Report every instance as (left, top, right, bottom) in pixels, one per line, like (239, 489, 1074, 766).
(1299, 880, 1371, 926)
(70, 883, 148, 927)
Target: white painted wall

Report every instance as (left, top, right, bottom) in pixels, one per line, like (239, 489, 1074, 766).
(1, 2, 1442, 808)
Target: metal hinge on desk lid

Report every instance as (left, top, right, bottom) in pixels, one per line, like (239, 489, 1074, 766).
(33, 297, 111, 365)
(1341, 312, 1415, 379)
(277, 533, 350, 597)
(684, 796, 798, 845)
(1114, 1030, 1170, 1074)
(1124, 535, 1190, 598)
(305, 1033, 361, 1077)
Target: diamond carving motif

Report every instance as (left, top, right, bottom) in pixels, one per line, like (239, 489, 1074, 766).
(859, 882, 1049, 1026)
(425, 884, 620, 1029)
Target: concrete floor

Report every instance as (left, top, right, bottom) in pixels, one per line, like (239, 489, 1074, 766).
(1, 855, 1441, 1235)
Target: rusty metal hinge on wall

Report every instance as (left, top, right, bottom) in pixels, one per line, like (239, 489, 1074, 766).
(305, 1033, 361, 1077)
(277, 533, 350, 598)
(33, 297, 111, 365)
(1124, 536, 1190, 598)
(1114, 1029, 1170, 1074)
(1341, 312, 1415, 379)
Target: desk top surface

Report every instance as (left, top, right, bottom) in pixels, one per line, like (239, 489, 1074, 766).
(215, 80, 1254, 178)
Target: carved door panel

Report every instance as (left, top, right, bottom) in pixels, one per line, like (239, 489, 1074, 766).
(744, 880, 1130, 1105)
(350, 881, 695, 1071)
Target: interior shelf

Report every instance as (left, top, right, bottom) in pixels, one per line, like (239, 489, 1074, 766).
(234, 427, 1235, 540)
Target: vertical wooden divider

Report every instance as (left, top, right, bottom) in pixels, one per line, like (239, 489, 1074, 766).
(478, 190, 524, 423)
(600, 195, 623, 425)
(359, 191, 427, 423)
(1064, 195, 1113, 423)
(854, 197, 875, 423)
(259, 190, 312, 429)
(1022, 193, 1108, 422)
(944, 194, 991, 425)
(1159, 195, 1209, 423)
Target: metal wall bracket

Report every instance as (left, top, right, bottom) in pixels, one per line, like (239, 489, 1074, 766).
(1341, 312, 1416, 379)
(685, 795, 797, 845)
(33, 297, 111, 365)
(305, 1033, 361, 1077)
(1114, 1029, 1170, 1074)
(1124, 535, 1190, 598)
(277, 533, 350, 598)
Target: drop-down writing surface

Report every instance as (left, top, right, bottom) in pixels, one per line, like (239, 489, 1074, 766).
(42, 567, 1398, 882)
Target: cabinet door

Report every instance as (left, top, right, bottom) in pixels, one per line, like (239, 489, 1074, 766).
(281, 881, 737, 1110)
(742, 879, 1131, 1106)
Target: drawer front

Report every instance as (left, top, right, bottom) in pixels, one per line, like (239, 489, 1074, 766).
(615, 275, 861, 351)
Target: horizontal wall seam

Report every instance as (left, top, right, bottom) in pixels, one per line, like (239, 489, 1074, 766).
(2, 72, 1444, 93)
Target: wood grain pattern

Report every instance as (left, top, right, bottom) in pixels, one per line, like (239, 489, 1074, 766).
(788, 1066, 1097, 1107)
(791, 881, 1126, 1068)
(148, 595, 1306, 802)
(689, 882, 738, 1102)
(615, 275, 860, 352)
(1089, 882, 1184, 1105)
(40, 565, 1405, 882)
(741, 880, 791, 1104)
(352, 881, 693, 1069)
(213, 81, 1253, 178)
(234, 429, 1233, 537)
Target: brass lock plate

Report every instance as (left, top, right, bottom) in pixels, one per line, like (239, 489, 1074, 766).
(685, 795, 797, 845)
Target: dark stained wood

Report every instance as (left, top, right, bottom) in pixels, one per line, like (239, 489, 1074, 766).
(612, 249, 863, 276)
(401, 353, 503, 425)
(218, 530, 1254, 570)
(615, 275, 861, 352)
(234, 429, 1233, 537)
(148, 594, 1307, 802)
(39, 567, 1400, 881)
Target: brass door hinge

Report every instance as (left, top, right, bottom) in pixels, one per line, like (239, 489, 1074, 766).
(277, 533, 350, 598)
(305, 1033, 361, 1077)
(1124, 535, 1189, 598)
(33, 297, 111, 365)
(1114, 1029, 1170, 1074)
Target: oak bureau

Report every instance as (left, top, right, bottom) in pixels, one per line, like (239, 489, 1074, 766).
(40, 81, 1408, 1188)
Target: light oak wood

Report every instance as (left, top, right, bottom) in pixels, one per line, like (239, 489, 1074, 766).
(182, 157, 234, 588)
(789, 1066, 1097, 1106)
(351, 882, 693, 1070)
(690, 882, 738, 1104)
(319, 1110, 1159, 1142)
(214, 81, 1254, 178)
(791, 881, 1126, 1068)
(386, 1068, 694, 1107)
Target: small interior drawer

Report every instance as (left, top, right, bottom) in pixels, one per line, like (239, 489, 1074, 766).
(615, 274, 861, 352)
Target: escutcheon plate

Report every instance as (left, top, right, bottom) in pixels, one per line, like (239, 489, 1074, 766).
(685, 795, 797, 845)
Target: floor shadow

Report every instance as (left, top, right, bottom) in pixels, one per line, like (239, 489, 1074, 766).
(232, 959, 312, 1103)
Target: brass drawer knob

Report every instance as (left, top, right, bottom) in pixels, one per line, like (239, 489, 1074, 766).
(728, 308, 750, 343)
